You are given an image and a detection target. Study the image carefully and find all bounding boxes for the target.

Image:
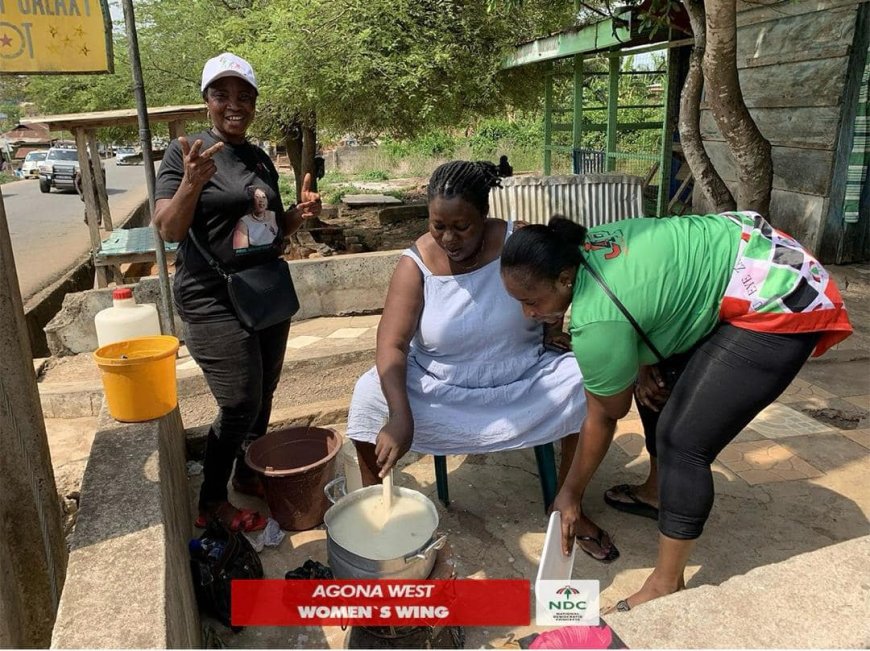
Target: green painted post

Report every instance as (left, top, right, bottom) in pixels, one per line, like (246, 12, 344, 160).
(544, 64, 554, 175)
(572, 55, 584, 173)
(657, 45, 680, 216)
(606, 56, 619, 172)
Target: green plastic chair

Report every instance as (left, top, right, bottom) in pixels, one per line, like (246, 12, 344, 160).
(433, 442, 557, 513)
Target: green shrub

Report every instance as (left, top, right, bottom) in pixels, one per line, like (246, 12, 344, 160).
(278, 173, 295, 205)
(414, 131, 456, 157)
(380, 138, 411, 159)
(321, 170, 350, 183)
(467, 115, 543, 159)
(382, 131, 457, 158)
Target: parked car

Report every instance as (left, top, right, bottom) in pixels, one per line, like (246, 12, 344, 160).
(20, 151, 47, 179)
(38, 147, 105, 193)
(115, 147, 142, 165)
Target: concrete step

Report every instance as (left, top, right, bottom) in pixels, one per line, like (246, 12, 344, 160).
(178, 346, 370, 448)
(608, 535, 870, 648)
(37, 314, 378, 419)
(185, 398, 352, 456)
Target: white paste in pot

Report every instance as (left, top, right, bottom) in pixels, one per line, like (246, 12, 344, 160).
(329, 492, 436, 560)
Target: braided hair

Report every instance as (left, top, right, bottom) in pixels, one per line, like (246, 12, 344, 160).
(501, 216, 588, 284)
(427, 160, 503, 216)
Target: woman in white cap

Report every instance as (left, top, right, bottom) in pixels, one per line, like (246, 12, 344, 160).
(154, 53, 321, 532)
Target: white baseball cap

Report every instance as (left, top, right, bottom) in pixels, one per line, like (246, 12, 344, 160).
(201, 52, 258, 93)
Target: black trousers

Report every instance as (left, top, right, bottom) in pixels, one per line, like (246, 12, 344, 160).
(184, 317, 291, 510)
(637, 323, 818, 540)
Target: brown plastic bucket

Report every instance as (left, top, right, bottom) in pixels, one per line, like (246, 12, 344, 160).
(245, 426, 342, 531)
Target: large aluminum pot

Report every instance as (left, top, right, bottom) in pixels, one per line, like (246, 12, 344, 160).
(323, 476, 447, 580)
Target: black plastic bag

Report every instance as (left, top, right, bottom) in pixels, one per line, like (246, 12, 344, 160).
(189, 523, 263, 631)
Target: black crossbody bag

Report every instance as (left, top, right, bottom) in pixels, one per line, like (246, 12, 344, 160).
(188, 229, 299, 331)
(579, 256, 678, 387)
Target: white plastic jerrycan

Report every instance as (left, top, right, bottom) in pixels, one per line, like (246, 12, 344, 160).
(94, 287, 161, 347)
(339, 437, 364, 493)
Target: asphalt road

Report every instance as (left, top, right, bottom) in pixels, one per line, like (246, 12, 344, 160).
(1, 160, 154, 300)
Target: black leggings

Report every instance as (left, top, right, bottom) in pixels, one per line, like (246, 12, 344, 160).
(184, 317, 291, 510)
(637, 324, 818, 540)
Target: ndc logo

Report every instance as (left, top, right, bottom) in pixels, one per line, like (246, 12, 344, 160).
(549, 585, 588, 612)
(535, 580, 599, 626)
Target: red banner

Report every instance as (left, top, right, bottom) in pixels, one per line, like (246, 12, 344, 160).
(232, 579, 530, 627)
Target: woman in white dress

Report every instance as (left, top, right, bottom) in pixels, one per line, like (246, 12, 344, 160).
(347, 161, 617, 562)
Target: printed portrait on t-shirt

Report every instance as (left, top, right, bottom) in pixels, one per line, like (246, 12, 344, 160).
(232, 186, 279, 252)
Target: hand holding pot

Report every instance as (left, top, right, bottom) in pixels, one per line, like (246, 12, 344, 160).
(375, 416, 412, 478)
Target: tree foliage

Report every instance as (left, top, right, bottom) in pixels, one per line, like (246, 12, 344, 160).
(16, 0, 570, 143)
(207, 0, 569, 139)
(9, 0, 572, 194)
(17, 0, 226, 142)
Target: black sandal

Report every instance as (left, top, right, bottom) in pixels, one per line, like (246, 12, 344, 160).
(576, 526, 620, 564)
(604, 484, 659, 521)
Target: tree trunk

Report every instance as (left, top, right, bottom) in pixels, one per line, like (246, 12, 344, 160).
(301, 111, 317, 195)
(282, 112, 318, 204)
(282, 120, 303, 197)
(703, 0, 773, 217)
(679, 0, 735, 213)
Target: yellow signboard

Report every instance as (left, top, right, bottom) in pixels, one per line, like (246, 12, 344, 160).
(0, 0, 112, 74)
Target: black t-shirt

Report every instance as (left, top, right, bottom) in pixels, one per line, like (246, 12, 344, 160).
(155, 131, 291, 323)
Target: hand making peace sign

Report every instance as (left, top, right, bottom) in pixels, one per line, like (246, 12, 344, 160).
(179, 136, 224, 189)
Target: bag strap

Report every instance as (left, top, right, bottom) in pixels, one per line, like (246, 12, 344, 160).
(578, 255, 666, 363)
(187, 228, 229, 281)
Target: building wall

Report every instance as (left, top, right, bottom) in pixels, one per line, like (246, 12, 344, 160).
(697, 0, 867, 259)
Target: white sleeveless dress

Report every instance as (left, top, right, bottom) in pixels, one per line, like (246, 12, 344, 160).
(346, 223, 587, 455)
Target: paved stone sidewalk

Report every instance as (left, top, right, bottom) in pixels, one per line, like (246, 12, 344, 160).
(43, 269, 869, 522)
(42, 264, 870, 648)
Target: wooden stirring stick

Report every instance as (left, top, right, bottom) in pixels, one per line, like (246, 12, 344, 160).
(382, 469, 394, 515)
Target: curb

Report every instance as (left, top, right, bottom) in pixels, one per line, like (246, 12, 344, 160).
(40, 346, 374, 419)
(39, 344, 868, 419)
(185, 398, 352, 457)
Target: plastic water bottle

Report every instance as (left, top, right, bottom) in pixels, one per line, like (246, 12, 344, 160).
(189, 538, 207, 561)
(189, 538, 225, 562)
(206, 540, 225, 562)
(94, 287, 161, 347)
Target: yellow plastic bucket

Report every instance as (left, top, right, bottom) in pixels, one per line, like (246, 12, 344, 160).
(94, 335, 180, 422)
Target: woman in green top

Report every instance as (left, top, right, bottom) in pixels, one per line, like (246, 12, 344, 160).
(500, 213, 851, 610)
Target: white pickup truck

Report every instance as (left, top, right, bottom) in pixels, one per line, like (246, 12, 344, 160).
(39, 147, 105, 193)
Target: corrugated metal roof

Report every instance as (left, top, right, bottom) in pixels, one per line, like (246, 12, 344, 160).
(28, 105, 206, 130)
(13, 146, 50, 160)
(490, 174, 646, 226)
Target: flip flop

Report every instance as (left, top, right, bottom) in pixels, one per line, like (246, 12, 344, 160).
(195, 506, 268, 532)
(615, 599, 631, 612)
(228, 508, 268, 532)
(604, 484, 659, 521)
(576, 526, 620, 564)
